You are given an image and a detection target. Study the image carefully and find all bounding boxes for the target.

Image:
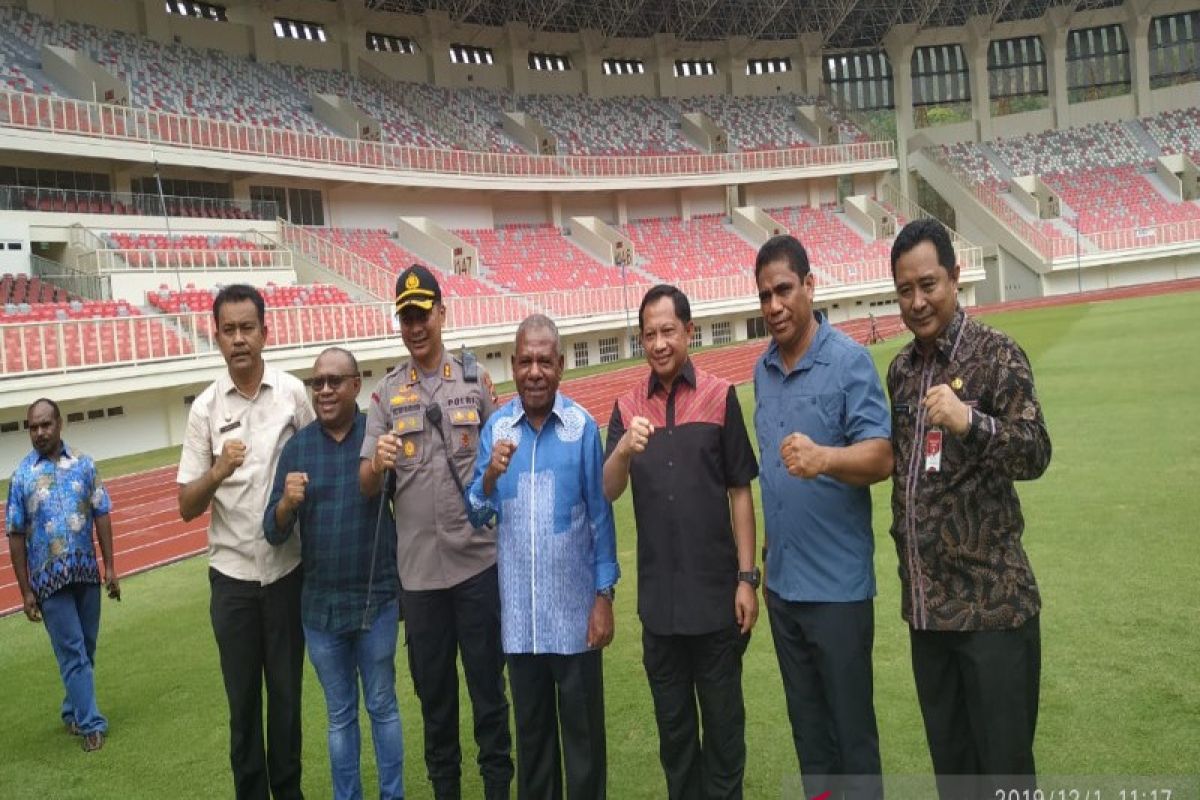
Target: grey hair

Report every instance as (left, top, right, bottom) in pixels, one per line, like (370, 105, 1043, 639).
(515, 314, 561, 355)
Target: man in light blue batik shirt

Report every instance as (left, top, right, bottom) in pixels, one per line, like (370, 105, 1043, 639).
(6, 398, 120, 754)
(467, 314, 619, 800)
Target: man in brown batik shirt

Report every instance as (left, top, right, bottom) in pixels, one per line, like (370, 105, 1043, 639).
(887, 219, 1051, 800)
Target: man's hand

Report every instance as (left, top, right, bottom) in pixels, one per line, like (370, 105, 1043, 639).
(486, 440, 517, 483)
(734, 582, 758, 634)
(780, 432, 829, 479)
(481, 370, 499, 407)
(105, 573, 121, 602)
(280, 472, 308, 514)
(587, 594, 614, 649)
(618, 416, 655, 458)
(22, 590, 41, 622)
(373, 432, 399, 475)
(923, 384, 971, 436)
(213, 439, 247, 480)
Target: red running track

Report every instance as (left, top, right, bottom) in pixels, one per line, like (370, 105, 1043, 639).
(3, 277, 1197, 616)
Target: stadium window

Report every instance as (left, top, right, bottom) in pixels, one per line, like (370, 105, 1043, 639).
(824, 50, 894, 111)
(746, 316, 767, 339)
(573, 341, 590, 369)
(602, 58, 645, 75)
(629, 335, 644, 358)
(164, 1, 227, 22)
(598, 337, 619, 364)
(528, 52, 571, 72)
(988, 35, 1049, 117)
(1066, 24, 1131, 103)
(911, 44, 972, 127)
(274, 17, 327, 43)
(689, 326, 703, 348)
(107, 406, 124, 417)
(1150, 11, 1200, 88)
(6, 242, 21, 250)
(747, 57, 791, 75)
(674, 59, 716, 78)
(450, 44, 494, 66)
(712, 320, 732, 345)
(87, 409, 105, 421)
(0, 421, 18, 434)
(366, 32, 417, 54)
(289, 188, 325, 226)
(67, 412, 85, 424)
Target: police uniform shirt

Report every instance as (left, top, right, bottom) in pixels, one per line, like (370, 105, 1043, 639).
(362, 352, 496, 591)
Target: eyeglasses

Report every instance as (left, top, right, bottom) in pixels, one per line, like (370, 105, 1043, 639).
(311, 374, 359, 391)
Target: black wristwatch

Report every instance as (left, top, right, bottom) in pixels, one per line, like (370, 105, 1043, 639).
(596, 586, 616, 602)
(737, 567, 761, 589)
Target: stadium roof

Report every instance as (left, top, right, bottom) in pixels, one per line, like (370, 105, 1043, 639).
(364, 0, 1125, 49)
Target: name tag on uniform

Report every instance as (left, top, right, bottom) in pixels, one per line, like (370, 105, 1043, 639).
(924, 429, 943, 473)
(218, 420, 242, 434)
(390, 398, 424, 434)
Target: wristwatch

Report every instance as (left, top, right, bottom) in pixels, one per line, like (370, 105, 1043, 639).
(737, 567, 761, 589)
(596, 586, 616, 602)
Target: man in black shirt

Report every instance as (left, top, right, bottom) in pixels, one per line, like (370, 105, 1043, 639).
(604, 284, 760, 800)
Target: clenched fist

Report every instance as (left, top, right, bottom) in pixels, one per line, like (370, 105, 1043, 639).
(487, 439, 518, 482)
(214, 439, 247, 481)
(780, 432, 829, 479)
(923, 384, 970, 436)
(618, 416, 655, 458)
(280, 472, 308, 514)
(373, 432, 399, 475)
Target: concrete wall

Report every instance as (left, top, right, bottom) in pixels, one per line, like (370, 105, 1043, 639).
(0, 219, 31, 273)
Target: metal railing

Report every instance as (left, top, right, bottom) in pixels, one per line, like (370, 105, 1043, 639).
(927, 149, 1200, 261)
(929, 149, 1076, 261)
(278, 221, 394, 300)
(881, 179, 985, 272)
(0, 183, 278, 220)
(1087, 218, 1200, 254)
(0, 88, 896, 181)
(30, 254, 112, 300)
(83, 247, 293, 273)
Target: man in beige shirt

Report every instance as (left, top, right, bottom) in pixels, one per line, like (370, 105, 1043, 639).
(178, 284, 313, 800)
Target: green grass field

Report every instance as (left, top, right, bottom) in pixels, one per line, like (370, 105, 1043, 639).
(2, 291, 1198, 798)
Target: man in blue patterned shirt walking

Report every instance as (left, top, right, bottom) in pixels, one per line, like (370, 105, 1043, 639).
(467, 314, 619, 800)
(264, 348, 404, 800)
(6, 398, 120, 753)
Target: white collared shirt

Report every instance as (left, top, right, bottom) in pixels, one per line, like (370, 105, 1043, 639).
(177, 364, 314, 585)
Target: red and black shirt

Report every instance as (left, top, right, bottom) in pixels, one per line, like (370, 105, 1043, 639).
(606, 361, 758, 636)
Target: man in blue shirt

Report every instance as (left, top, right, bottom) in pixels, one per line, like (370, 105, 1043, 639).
(466, 314, 619, 800)
(264, 347, 403, 800)
(6, 398, 120, 753)
(753, 235, 893, 800)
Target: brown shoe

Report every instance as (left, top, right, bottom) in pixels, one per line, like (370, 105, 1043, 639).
(65, 719, 80, 736)
(81, 731, 104, 752)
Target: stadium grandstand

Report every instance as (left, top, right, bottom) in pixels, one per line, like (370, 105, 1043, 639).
(0, 0, 1196, 469)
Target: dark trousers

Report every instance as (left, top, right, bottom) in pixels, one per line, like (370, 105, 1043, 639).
(507, 650, 606, 800)
(403, 565, 513, 799)
(209, 565, 305, 800)
(910, 615, 1041, 800)
(642, 626, 749, 800)
(766, 593, 882, 800)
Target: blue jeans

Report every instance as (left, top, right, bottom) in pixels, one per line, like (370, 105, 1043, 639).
(304, 599, 404, 800)
(41, 582, 107, 735)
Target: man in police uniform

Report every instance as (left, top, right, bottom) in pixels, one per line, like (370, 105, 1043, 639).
(359, 265, 513, 800)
